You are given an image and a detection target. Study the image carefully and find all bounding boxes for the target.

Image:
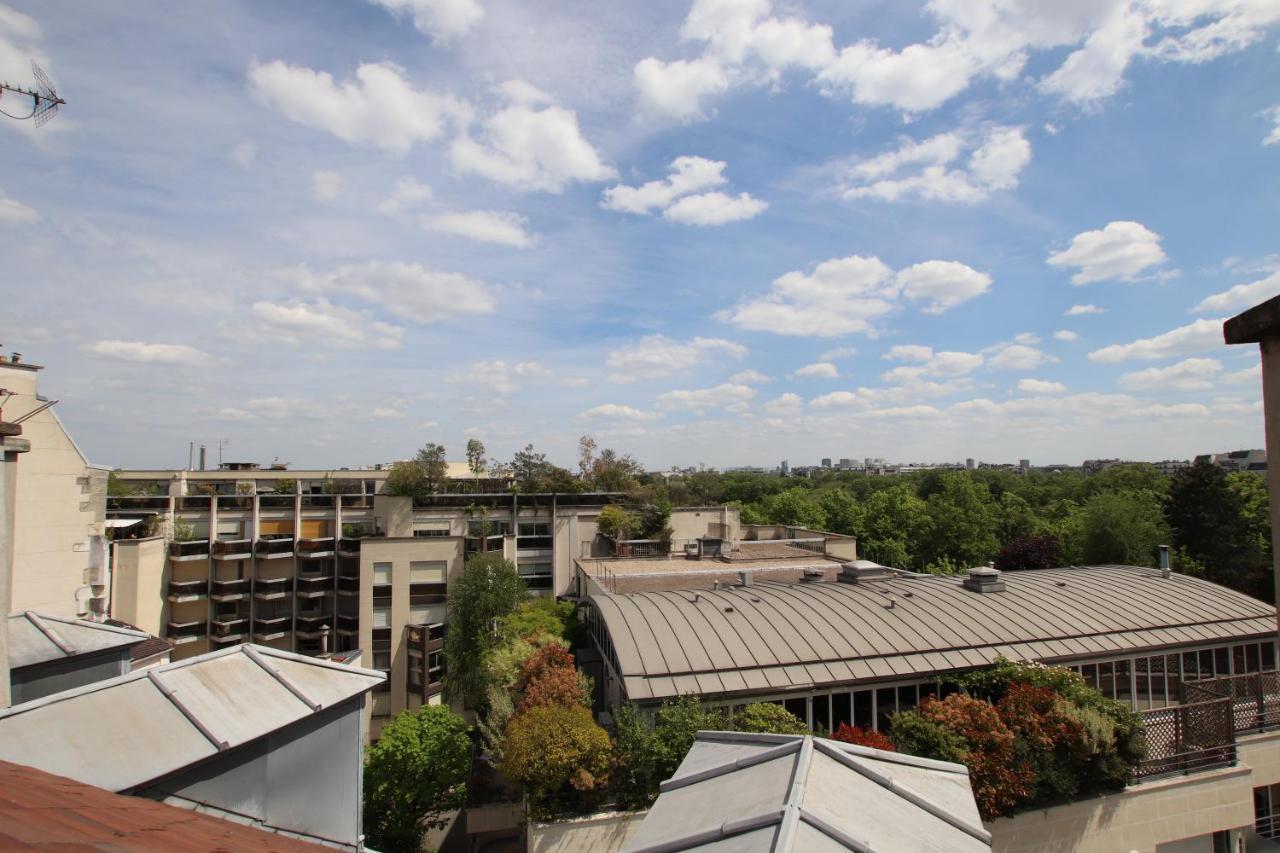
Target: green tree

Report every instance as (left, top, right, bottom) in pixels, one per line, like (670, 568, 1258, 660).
(920, 473, 999, 568)
(818, 489, 863, 536)
(384, 460, 430, 497)
(499, 705, 613, 812)
(444, 553, 527, 709)
(734, 703, 808, 734)
(596, 504, 638, 540)
(592, 448, 644, 492)
(613, 696, 728, 807)
(466, 438, 487, 480)
(1167, 462, 1269, 599)
(857, 484, 929, 568)
(1076, 490, 1166, 565)
(750, 487, 828, 530)
(500, 597, 581, 645)
(416, 442, 449, 493)
(272, 479, 296, 495)
(511, 444, 579, 493)
(363, 705, 471, 853)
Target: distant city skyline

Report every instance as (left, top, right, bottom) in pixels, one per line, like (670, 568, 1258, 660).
(2, 1, 1277, 470)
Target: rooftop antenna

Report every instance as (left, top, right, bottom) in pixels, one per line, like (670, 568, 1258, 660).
(0, 61, 66, 126)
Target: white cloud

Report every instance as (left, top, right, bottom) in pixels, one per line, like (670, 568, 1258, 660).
(717, 254, 989, 337)
(841, 126, 1031, 204)
(85, 340, 207, 366)
(450, 80, 615, 193)
(729, 369, 772, 384)
(818, 346, 858, 361)
(1089, 318, 1225, 363)
(810, 390, 860, 409)
(763, 392, 803, 415)
(1018, 378, 1067, 394)
(248, 60, 468, 154)
(0, 189, 39, 224)
(1014, 332, 1041, 345)
(881, 347, 983, 380)
(423, 209, 535, 247)
(1066, 304, 1106, 315)
(607, 335, 746, 383)
(792, 362, 839, 379)
(371, 406, 407, 419)
(447, 360, 554, 394)
(378, 178, 433, 215)
(311, 170, 344, 201)
(1192, 270, 1280, 315)
(286, 261, 495, 324)
(634, 55, 729, 120)
(602, 156, 766, 226)
(578, 404, 661, 422)
(249, 299, 403, 349)
(1226, 365, 1260, 385)
(657, 382, 756, 413)
(229, 141, 257, 168)
(988, 344, 1055, 370)
(1119, 357, 1223, 391)
(883, 344, 934, 362)
(895, 260, 992, 314)
(1263, 105, 1280, 146)
(1047, 221, 1169, 284)
(366, 0, 483, 41)
(1053, 329, 1080, 342)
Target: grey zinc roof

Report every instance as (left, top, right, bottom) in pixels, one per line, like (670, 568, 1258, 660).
(7, 611, 148, 669)
(0, 643, 385, 792)
(623, 731, 989, 853)
(592, 565, 1278, 702)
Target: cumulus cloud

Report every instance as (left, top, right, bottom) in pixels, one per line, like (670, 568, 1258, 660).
(423, 209, 535, 247)
(1066, 304, 1106, 315)
(729, 369, 772, 384)
(447, 360, 554, 394)
(632, 0, 1280, 119)
(602, 156, 766, 226)
(450, 80, 615, 193)
(762, 392, 802, 415)
(717, 255, 989, 337)
(657, 382, 756, 413)
(881, 346, 983, 381)
(285, 261, 495, 324)
(1053, 330, 1080, 342)
(810, 390, 860, 409)
(988, 343, 1056, 370)
(818, 346, 858, 361)
(377, 178, 433, 215)
(249, 299, 403, 349)
(841, 126, 1031, 203)
(1192, 270, 1280, 315)
(1263, 105, 1280, 146)
(578, 404, 661, 422)
(0, 188, 39, 224)
(1226, 364, 1260, 385)
(1089, 318, 1225, 363)
(792, 362, 839, 379)
(366, 0, 483, 41)
(607, 335, 746, 383)
(883, 344, 934, 362)
(1047, 221, 1169, 284)
(1018, 378, 1067, 394)
(1119, 357, 1223, 391)
(85, 340, 207, 366)
(248, 60, 468, 154)
(311, 170, 344, 201)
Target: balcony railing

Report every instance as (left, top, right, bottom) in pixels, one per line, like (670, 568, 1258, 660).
(301, 495, 335, 509)
(253, 615, 290, 637)
(165, 620, 206, 641)
(297, 573, 335, 595)
(296, 614, 332, 637)
(167, 579, 208, 600)
(611, 538, 668, 558)
(517, 535, 554, 551)
(211, 577, 250, 599)
(175, 496, 211, 511)
(255, 537, 295, 559)
(1134, 698, 1235, 782)
(336, 613, 359, 634)
(254, 577, 291, 599)
(107, 495, 171, 512)
(211, 538, 253, 560)
(168, 539, 210, 560)
(216, 495, 254, 511)
(297, 537, 336, 558)
(258, 494, 295, 509)
(337, 575, 359, 594)
(1183, 671, 1280, 733)
(211, 617, 249, 639)
(340, 494, 374, 509)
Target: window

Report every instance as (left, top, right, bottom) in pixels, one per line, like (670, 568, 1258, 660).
(519, 522, 550, 537)
(1113, 659, 1132, 706)
(414, 528, 449, 537)
(832, 692, 852, 730)
(410, 561, 447, 584)
(812, 694, 830, 734)
(372, 605, 390, 629)
(217, 520, 243, 538)
(373, 651, 391, 670)
(1256, 783, 1280, 838)
(468, 519, 510, 536)
(875, 687, 896, 731)
(410, 602, 446, 626)
(853, 690, 872, 729)
(518, 562, 552, 578)
(783, 697, 808, 728)
(1098, 661, 1115, 699)
(372, 562, 392, 587)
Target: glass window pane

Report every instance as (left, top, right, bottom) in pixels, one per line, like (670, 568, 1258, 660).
(1114, 659, 1132, 706)
(876, 688, 896, 731)
(897, 684, 919, 713)
(1265, 644, 1278, 672)
(832, 692, 852, 729)
(1166, 654, 1181, 705)
(1248, 643, 1261, 673)
(1099, 662, 1115, 699)
(1235, 645, 1248, 676)
(1081, 664, 1098, 691)
(1202, 649, 1215, 678)
(373, 562, 392, 586)
(1151, 655, 1167, 708)
(372, 606, 390, 628)
(1184, 652, 1199, 682)
(784, 697, 808, 728)
(813, 694, 831, 734)
(853, 690, 872, 729)
(1134, 657, 1150, 710)
(1218, 647, 1232, 677)
(919, 683, 938, 702)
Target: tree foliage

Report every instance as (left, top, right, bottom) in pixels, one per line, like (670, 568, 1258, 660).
(831, 723, 896, 751)
(597, 504, 638, 540)
(733, 703, 808, 734)
(1168, 462, 1269, 599)
(363, 705, 471, 853)
(511, 444, 580, 493)
(466, 438, 487, 478)
(612, 696, 728, 807)
(994, 534, 1062, 572)
(499, 705, 613, 811)
(443, 553, 526, 709)
(914, 694, 1032, 819)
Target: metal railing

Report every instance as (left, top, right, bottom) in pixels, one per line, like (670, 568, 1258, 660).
(1183, 671, 1280, 733)
(340, 494, 374, 509)
(212, 538, 253, 558)
(611, 538, 668, 558)
(168, 539, 209, 559)
(211, 577, 250, 597)
(167, 579, 208, 598)
(216, 495, 253, 510)
(255, 537, 295, 557)
(175, 496, 211, 511)
(298, 537, 336, 557)
(107, 496, 170, 511)
(258, 494, 295, 509)
(1133, 698, 1235, 782)
(301, 495, 335, 508)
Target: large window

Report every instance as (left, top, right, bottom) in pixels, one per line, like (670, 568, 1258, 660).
(519, 522, 551, 537)
(1257, 784, 1280, 839)
(410, 561, 447, 584)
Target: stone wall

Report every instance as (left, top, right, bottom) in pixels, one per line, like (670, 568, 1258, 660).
(528, 810, 647, 853)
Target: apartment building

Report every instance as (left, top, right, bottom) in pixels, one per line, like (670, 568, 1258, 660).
(108, 466, 739, 735)
(0, 354, 109, 619)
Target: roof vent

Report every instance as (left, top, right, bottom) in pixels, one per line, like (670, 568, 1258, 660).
(837, 560, 895, 584)
(963, 566, 1006, 594)
(800, 568, 825, 583)
(738, 570, 753, 587)
(1159, 544, 1171, 579)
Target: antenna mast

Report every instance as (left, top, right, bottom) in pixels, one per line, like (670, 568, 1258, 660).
(0, 61, 65, 126)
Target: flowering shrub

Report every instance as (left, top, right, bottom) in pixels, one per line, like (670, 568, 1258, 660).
(996, 683, 1087, 803)
(830, 723, 896, 752)
(916, 694, 1034, 819)
(734, 703, 808, 734)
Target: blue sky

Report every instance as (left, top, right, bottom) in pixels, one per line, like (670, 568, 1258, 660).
(1, 0, 1278, 470)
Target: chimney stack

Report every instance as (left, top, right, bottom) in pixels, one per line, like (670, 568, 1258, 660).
(199, 444, 206, 471)
(1159, 545, 1171, 579)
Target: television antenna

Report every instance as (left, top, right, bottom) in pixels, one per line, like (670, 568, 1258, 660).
(1, 61, 66, 126)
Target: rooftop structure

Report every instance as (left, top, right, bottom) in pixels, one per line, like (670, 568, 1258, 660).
(623, 731, 988, 853)
(7, 611, 147, 704)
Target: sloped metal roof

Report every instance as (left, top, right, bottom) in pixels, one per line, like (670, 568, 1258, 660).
(623, 731, 989, 852)
(7, 611, 148, 669)
(591, 565, 1278, 702)
(0, 644, 385, 792)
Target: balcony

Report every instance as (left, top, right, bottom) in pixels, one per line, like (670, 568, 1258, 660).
(210, 577, 250, 600)
(465, 535, 506, 556)
(107, 496, 170, 512)
(166, 579, 208, 602)
(165, 620, 206, 644)
(517, 536, 554, 551)
(255, 537, 295, 559)
(340, 494, 374, 509)
(211, 538, 253, 560)
(254, 576, 291, 600)
(168, 539, 209, 561)
(297, 537, 336, 559)
(297, 572, 335, 597)
(253, 614, 290, 640)
(301, 495, 335, 509)
(337, 575, 360, 595)
(336, 613, 360, 635)
(258, 494, 295, 509)
(296, 614, 333, 638)
(210, 616, 249, 643)
(216, 495, 253, 511)
(175, 495, 211, 511)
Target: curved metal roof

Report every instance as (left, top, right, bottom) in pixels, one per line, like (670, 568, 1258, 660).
(590, 565, 1278, 702)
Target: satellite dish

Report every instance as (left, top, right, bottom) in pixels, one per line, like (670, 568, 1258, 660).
(0, 60, 66, 126)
